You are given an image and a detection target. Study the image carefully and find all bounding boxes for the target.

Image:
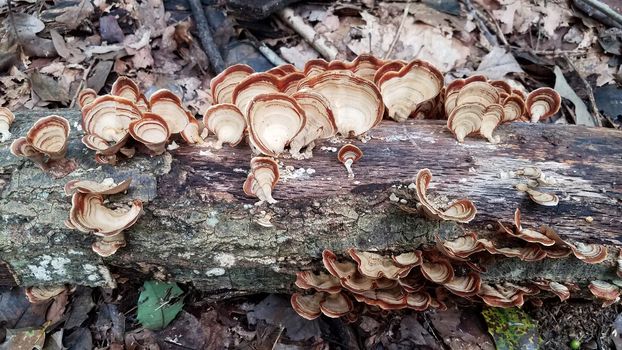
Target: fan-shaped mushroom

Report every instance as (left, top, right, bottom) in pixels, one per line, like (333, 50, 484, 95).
(534, 280, 570, 301)
(477, 283, 525, 308)
(81, 95, 142, 143)
(588, 280, 620, 306)
(210, 64, 255, 104)
(25, 285, 67, 303)
(456, 81, 499, 106)
(290, 292, 323, 320)
(0, 107, 14, 143)
(295, 271, 341, 293)
(232, 72, 305, 116)
(246, 93, 305, 157)
(376, 60, 444, 122)
(111, 76, 141, 103)
(348, 249, 414, 280)
(526, 87, 561, 123)
(10, 137, 45, 164)
(438, 232, 484, 259)
(266, 63, 298, 77)
(77, 89, 97, 109)
(319, 292, 353, 318)
(571, 242, 607, 264)
(337, 144, 362, 178)
(353, 287, 408, 310)
(243, 156, 280, 204)
(203, 103, 246, 149)
(444, 272, 481, 297)
(322, 249, 357, 279)
(479, 104, 504, 143)
(68, 192, 143, 237)
(515, 183, 559, 206)
(497, 208, 557, 246)
(298, 71, 384, 137)
(289, 91, 337, 159)
(149, 89, 192, 134)
(24, 115, 71, 160)
(415, 168, 477, 223)
(447, 103, 484, 143)
(341, 273, 397, 293)
(420, 260, 454, 284)
(406, 291, 432, 311)
(501, 95, 525, 123)
(392, 251, 423, 267)
(64, 178, 132, 196)
(92, 232, 127, 257)
(129, 113, 170, 155)
(180, 116, 207, 145)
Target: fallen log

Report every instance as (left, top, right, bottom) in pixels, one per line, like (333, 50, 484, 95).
(0, 109, 621, 300)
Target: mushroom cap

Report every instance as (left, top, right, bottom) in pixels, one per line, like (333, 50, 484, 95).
(588, 280, 620, 301)
(92, 232, 127, 257)
(376, 60, 444, 122)
(78, 89, 97, 109)
(64, 178, 132, 196)
(397, 272, 426, 292)
(337, 144, 363, 164)
(232, 72, 305, 116)
(341, 273, 397, 293)
(322, 249, 357, 279)
(298, 71, 384, 137)
(295, 271, 341, 293)
(406, 291, 432, 311)
(373, 60, 407, 85)
(180, 116, 206, 144)
(501, 95, 526, 123)
(0, 106, 15, 126)
(290, 292, 323, 320)
(456, 81, 499, 106)
(303, 55, 384, 82)
(111, 76, 141, 103)
(535, 280, 570, 301)
(354, 286, 408, 310)
(149, 89, 192, 134)
(82, 95, 142, 142)
(26, 115, 71, 160)
(525, 188, 559, 206)
(444, 272, 481, 297)
(289, 91, 337, 151)
(129, 112, 170, 155)
(244, 156, 280, 203)
(10, 136, 43, 160)
(319, 292, 353, 318)
(477, 283, 525, 308)
(266, 63, 298, 77)
(571, 242, 608, 264)
(348, 249, 413, 280)
(447, 103, 484, 143)
(210, 64, 255, 104)
(81, 133, 130, 157)
(203, 103, 246, 148)
(526, 87, 561, 122)
(69, 192, 143, 237)
(479, 104, 504, 143)
(247, 93, 306, 157)
(392, 250, 423, 267)
(250, 156, 280, 185)
(415, 168, 477, 223)
(303, 59, 330, 77)
(25, 285, 67, 303)
(489, 80, 512, 95)
(439, 232, 484, 258)
(420, 260, 454, 284)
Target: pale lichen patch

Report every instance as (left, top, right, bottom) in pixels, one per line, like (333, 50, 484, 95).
(215, 253, 236, 267)
(205, 267, 226, 276)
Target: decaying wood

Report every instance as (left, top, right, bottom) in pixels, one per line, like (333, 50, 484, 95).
(1, 109, 621, 300)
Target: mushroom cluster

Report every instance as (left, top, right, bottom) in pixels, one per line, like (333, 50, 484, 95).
(514, 166, 559, 207)
(10, 115, 71, 167)
(78, 76, 203, 164)
(64, 178, 142, 257)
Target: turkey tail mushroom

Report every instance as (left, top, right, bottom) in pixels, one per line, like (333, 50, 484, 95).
(243, 156, 280, 205)
(414, 168, 477, 223)
(25, 115, 71, 160)
(203, 103, 246, 149)
(526, 87, 561, 123)
(337, 144, 362, 178)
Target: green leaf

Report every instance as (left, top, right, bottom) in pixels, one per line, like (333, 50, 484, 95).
(136, 281, 184, 330)
(482, 307, 541, 350)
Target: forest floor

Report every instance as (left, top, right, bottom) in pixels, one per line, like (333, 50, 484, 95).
(1, 0, 622, 348)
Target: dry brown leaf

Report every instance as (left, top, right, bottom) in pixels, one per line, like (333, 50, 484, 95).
(475, 47, 524, 79)
(55, 0, 95, 30)
(30, 70, 70, 103)
(280, 41, 321, 69)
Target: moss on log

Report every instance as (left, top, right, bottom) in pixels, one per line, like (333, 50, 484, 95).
(0, 109, 621, 299)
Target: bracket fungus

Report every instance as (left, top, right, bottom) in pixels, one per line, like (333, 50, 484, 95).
(376, 60, 444, 122)
(298, 71, 384, 137)
(443, 272, 481, 297)
(25, 285, 68, 303)
(515, 183, 559, 207)
(420, 259, 455, 284)
(497, 209, 557, 246)
(77, 88, 97, 109)
(10, 137, 45, 165)
(414, 168, 477, 223)
(66, 178, 142, 256)
(570, 242, 608, 264)
(290, 292, 323, 320)
(303, 55, 385, 82)
(243, 156, 280, 204)
(289, 91, 337, 159)
(111, 76, 141, 103)
(526, 87, 561, 123)
(295, 271, 341, 294)
(203, 103, 246, 149)
(25, 115, 71, 160)
(246, 93, 305, 157)
(232, 72, 305, 115)
(149, 89, 193, 134)
(210, 64, 255, 104)
(347, 249, 415, 280)
(0, 107, 15, 142)
(337, 144, 363, 178)
(128, 113, 171, 155)
(588, 280, 620, 306)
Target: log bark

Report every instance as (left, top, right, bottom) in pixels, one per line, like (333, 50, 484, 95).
(1, 109, 621, 299)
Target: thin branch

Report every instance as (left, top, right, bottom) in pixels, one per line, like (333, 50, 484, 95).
(383, 0, 411, 59)
(187, 0, 225, 73)
(580, 0, 622, 26)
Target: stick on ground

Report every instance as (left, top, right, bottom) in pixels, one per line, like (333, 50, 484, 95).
(187, 0, 226, 74)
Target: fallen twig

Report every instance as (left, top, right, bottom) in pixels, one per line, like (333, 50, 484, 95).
(561, 55, 604, 127)
(69, 60, 95, 109)
(580, 0, 622, 26)
(384, 0, 412, 59)
(463, 0, 498, 48)
(277, 7, 339, 60)
(187, 0, 225, 73)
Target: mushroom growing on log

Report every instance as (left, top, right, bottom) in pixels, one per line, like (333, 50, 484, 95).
(1, 109, 621, 303)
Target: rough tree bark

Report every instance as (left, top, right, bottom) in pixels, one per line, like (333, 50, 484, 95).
(0, 110, 621, 299)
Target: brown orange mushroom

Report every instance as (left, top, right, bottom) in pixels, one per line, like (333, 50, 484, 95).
(0, 107, 14, 143)
(478, 104, 504, 143)
(149, 89, 193, 134)
(588, 280, 620, 306)
(406, 291, 432, 311)
(437, 232, 485, 259)
(266, 63, 298, 77)
(447, 103, 484, 143)
(289, 91, 337, 159)
(92, 232, 127, 257)
(111, 76, 141, 103)
(295, 271, 341, 294)
(392, 251, 423, 267)
(290, 292, 323, 320)
(210, 64, 255, 104)
(232, 72, 305, 115)
(501, 95, 525, 123)
(497, 209, 556, 246)
(570, 242, 608, 264)
(341, 273, 397, 293)
(25, 285, 67, 304)
(376, 60, 444, 122)
(353, 287, 408, 310)
(526, 87, 561, 123)
(397, 272, 426, 293)
(10, 137, 45, 165)
(337, 144, 362, 178)
(77, 89, 97, 109)
(533, 280, 570, 301)
(180, 116, 207, 145)
(319, 292, 353, 318)
(373, 60, 407, 85)
(420, 259, 454, 284)
(477, 283, 525, 308)
(444, 272, 481, 297)
(298, 71, 384, 137)
(415, 168, 477, 223)
(25, 115, 71, 160)
(81, 95, 142, 146)
(322, 249, 357, 279)
(515, 183, 559, 207)
(203, 103, 246, 149)
(243, 156, 280, 204)
(129, 113, 170, 155)
(64, 178, 132, 196)
(246, 93, 305, 157)
(348, 249, 414, 280)
(68, 192, 143, 238)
